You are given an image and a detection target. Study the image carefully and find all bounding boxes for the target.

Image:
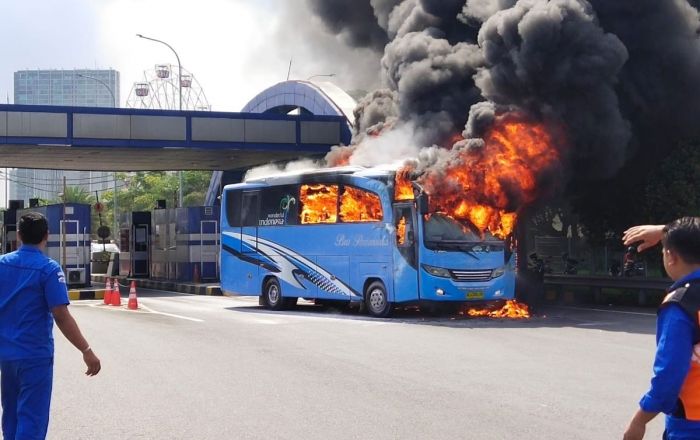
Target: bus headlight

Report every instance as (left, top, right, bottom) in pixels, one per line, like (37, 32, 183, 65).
(491, 266, 506, 279)
(422, 264, 451, 278)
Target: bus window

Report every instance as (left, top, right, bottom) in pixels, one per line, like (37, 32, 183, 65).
(259, 185, 299, 226)
(339, 186, 382, 223)
(241, 192, 260, 227)
(300, 184, 338, 224)
(226, 190, 242, 227)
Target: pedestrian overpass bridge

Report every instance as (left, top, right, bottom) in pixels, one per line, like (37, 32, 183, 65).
(0, 80, 355, 173)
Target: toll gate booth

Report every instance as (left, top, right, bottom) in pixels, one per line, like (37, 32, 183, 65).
(119, 211, 151, 278)
(174, 206, 220, 282)
(18, 203, 91, 287)
(151, 206, 220, 282)
(1, 201, 22, 254)
(151, 207, 175, 280)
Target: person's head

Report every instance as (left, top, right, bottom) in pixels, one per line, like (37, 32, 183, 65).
(661, 217, 700, 281)
(18, 212, 49, 246)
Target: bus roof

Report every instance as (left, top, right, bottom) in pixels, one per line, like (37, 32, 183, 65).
(223, 165, 402, 191)
(245, 166, 366, 184)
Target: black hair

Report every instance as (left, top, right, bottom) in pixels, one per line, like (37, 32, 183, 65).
(18, 212, 48, 245)
(662, 217, 700, 265)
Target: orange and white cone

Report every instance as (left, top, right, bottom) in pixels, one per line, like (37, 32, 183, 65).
(127, 281, 139, 310)
(104, 278, 112, 305)
(110, 280, 122, 306)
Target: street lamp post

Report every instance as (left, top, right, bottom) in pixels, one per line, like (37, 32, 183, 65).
(76, 73, 117, 107)
(76, 73, 119, 239)
(136, 33, 184, 208)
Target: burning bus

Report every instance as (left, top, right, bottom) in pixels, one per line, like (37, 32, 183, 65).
(220, 166, 516, 317)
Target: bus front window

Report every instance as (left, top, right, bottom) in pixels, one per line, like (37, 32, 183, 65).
(423, 213, 503, 252)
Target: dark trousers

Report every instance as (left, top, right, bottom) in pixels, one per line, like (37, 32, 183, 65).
(0, 357, 53, 440)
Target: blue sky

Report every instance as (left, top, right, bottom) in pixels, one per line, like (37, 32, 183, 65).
(0, 0, 380, 111)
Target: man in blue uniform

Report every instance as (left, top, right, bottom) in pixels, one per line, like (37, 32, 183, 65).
(623, 218, 700, 439)
(0, 212, 101, 439)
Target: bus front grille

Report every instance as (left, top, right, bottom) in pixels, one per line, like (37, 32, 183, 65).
(449, 269, 493, 282)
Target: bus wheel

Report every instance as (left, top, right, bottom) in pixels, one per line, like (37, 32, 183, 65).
(263, 278, 285, 310)
(365, 281, 391, 318)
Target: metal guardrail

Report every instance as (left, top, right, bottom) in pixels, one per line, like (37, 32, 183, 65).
(544, 274, 670, 291)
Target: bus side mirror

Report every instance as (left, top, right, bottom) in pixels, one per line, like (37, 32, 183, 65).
(417, 193, 429, 215)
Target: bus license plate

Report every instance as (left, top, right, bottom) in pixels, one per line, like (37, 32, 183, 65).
(466, 291, 484, 300)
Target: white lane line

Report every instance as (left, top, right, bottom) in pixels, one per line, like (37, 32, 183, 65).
(138, 303, 204, 322)
(76, 301, 204, 322)
(552, 305, 655, 317)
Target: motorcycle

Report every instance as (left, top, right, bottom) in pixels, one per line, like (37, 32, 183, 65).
(528, 252, 552, 278)
(561, 252, 581, 275)
(623, 246, 646, 277)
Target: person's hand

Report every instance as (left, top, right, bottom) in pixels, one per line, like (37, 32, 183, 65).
(623, 419, 645, 440)
(83, 349, 101, 376)
(623, 225, 664, 252)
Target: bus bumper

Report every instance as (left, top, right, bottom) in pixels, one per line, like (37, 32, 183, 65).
(418, 273, 515, 302)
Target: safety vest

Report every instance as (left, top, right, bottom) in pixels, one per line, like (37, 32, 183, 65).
(661, 280, 700, 420)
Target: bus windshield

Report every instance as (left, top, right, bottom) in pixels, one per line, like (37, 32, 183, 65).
(423, 213, 503, 251)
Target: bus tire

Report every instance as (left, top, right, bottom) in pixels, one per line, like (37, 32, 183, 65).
(263, 278, 285, 311)
(365, 281, 391, 318)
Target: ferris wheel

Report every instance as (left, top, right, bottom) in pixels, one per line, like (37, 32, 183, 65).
(126, 64, 210, 111)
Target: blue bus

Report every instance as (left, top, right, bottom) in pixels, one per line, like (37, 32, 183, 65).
(220, 167, 516, 317)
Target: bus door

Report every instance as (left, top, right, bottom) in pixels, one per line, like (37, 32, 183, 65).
(240, 191, 260, 293)
(392, 204, 420, 301)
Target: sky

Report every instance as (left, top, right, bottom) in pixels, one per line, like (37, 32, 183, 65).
(0, 0, 381, 111)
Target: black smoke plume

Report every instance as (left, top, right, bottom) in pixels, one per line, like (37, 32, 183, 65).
(307, 0, 700, 181)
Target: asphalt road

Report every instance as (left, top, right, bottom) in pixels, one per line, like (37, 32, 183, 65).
(46, 289, 663, 439)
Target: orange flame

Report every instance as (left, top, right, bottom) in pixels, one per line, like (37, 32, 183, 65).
(300, 184, 338, 224)
(301, 184, 383, 224)
(397, 216, 407, 245)
(418, 116, 560, 238)
(394, 171, 415, 201)
(466, 300, 530, 319)
(340, 186, 382, 222)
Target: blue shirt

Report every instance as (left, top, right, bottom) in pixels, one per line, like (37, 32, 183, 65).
(0, 245, 70, 361)
(640, 269, 700, 437)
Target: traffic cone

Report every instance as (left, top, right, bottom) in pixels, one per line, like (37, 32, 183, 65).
(110, 280, 122, 306)
(193, 264, 201, 283)
(104, 278, 112, 305)
(127, 281, 139, 310)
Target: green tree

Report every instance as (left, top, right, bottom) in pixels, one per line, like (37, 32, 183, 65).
(53, 185, 95, 205)
(99, 171, 213, 237)
(644, 140, 700, 222)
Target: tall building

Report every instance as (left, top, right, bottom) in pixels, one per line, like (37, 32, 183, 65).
(10, 69, 120, 205)
(14, 69, 119, 106)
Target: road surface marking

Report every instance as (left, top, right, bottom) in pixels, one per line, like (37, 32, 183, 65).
(138, 303, 204, 322)
(552, 305, 655, 317)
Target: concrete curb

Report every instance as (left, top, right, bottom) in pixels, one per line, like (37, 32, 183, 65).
(91, 275, 222, 296)
(68, 289, 105, 301)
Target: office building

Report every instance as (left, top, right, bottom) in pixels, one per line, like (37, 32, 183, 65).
(10, 69, 120, 205)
